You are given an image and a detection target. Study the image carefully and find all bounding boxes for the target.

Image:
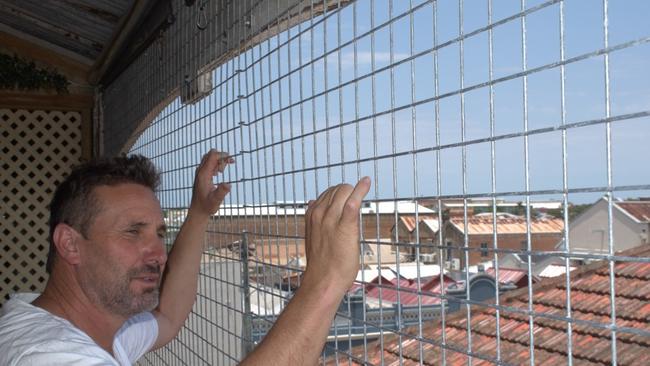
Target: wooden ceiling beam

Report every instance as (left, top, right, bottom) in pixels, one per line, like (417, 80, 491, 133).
(88, 0, 156, 85)
(0, 90, 93, 110)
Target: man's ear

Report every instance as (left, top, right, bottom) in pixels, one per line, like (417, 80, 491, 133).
(52, 223, 82, 266)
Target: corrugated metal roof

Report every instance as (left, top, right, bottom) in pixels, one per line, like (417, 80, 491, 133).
(420, 218, 440, 232)
(538, 264, 577, 278)
(0, 0, 134, 62)
(398, 215, 437, 232)
(387, 263, 444, 280)
(485, 267, 529, 286)
(616, 201, 650, 223)
(364, 276, 454, 306)
(215, 201, 434, 217)
(328, 245, 650, 365)
(450, 216, 564, 235)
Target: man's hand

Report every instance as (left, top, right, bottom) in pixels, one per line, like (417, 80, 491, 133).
(239, 177, 371, 365)
(153, 149, 234, 349)
(189, 149, 234, 218)
(302, 177, 372, 296)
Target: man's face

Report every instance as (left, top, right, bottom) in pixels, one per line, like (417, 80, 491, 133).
(76, 183, 167, 318)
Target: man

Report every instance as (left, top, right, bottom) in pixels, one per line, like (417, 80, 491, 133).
(0, 149, 370, 365)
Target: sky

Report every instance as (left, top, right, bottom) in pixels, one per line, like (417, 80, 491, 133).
(130, 0, 650, 209)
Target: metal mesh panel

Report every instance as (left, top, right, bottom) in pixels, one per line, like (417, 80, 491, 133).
(101, 0, 334, 157)
(127, 0, 650, 365)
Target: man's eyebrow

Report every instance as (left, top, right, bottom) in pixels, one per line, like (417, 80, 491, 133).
(123, 222, 166, 233)
(126, 222, 148, 229)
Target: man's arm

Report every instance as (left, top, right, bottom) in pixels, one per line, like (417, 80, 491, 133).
(240, 177, 371, 365)
(152, 150, 233, 349)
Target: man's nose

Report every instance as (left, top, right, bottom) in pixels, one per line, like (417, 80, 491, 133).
(144, 235, 168, 266)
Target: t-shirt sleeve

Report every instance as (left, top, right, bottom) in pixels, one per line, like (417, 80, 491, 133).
(114, 311, 159, 364)
(17, 341, 119, 366)
(18, 351, 116, 366)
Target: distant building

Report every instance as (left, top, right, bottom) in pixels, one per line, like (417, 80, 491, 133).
(470, 253, 577, 281)
(561, 197, 650, 256)
(390, 215, 439, 260)
(421, 198, 563, 213)
(205, 200, 434, 255)
(443, 213, 564, 268)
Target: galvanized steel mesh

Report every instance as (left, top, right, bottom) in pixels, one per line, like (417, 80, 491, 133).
(115, 0, 650, 365)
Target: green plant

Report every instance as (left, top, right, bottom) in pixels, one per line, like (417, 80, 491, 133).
(0, 53, 69, 93)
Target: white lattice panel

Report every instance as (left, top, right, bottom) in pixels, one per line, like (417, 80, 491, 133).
(1, 109, 82, 306)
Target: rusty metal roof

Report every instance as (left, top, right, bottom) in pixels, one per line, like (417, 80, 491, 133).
(398, 215, 437, 233)
(362, 275, 457, 306)
(326, 245, 650, 365)
(485, 267, 532, 287)
(450, 216, 564, 235)
(0, 0, 134, 63)
(616, 201, 650, 223)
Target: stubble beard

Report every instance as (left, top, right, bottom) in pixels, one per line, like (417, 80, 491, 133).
(82, 264, 161, 318)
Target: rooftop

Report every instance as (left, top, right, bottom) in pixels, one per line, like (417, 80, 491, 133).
(484, 267, 532, 287)
(328, 244, 650, 365)
(449, 216, 565, 235)
(615, 200, 650, 223)
(213, 201, 435, 217)
(398, 215, 438, 233)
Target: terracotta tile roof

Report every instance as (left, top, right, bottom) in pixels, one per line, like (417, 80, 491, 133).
(325, 245, 650, 365)
(616, 201, 650, 223)
(450, 216, 564, 235)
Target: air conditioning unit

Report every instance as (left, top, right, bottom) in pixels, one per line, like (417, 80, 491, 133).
(444, 261, 452, 270)
(451, 258, 461, 271)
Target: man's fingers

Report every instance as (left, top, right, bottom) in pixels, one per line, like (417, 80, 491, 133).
(323, 184, 354, 224)
(215, 156, 235, 174)
(304, 200, 316, 250)
(199, 150, 232, 179)
(310, 186, 337, 215)
(339, 177, 371, 225)
(209, 183, 231, 205)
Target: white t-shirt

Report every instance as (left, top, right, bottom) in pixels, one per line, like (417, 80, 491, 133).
(0, 293, 159, 366)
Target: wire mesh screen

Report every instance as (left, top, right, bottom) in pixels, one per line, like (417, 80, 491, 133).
(125, 0, 650, 365)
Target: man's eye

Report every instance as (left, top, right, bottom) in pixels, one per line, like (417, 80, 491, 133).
(157, 232, 166, 239)
(127, 229, 140, 235)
